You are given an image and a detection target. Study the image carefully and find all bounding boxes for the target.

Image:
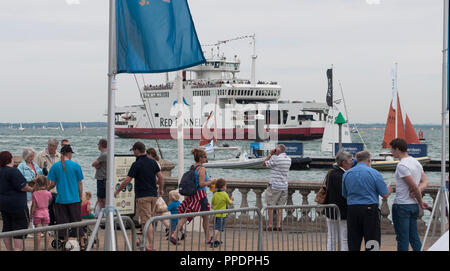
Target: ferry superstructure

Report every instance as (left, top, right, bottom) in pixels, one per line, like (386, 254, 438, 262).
(115, 37, 329, 140)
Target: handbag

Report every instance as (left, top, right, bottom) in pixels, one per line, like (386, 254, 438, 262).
(315, 169, 332, 204)
(155, 197, 168, 213)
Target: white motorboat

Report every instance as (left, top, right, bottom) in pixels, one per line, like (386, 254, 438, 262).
(203, 153, 265, 169)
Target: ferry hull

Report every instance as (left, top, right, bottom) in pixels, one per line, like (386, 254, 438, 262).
(115, 127, 324, 140)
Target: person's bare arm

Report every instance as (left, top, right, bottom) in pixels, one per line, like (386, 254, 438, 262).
(198, 168, 215, 187)
(47, 181, 56, 191)
(21, 185, 33, 193)
(114, 176, 132, 197)
(403, 175, 429, 209)
(78, 181, 83, 202)
(417, 172, 428, 193)
(156, 172, 164, 197)
(92, 160, 100, 169)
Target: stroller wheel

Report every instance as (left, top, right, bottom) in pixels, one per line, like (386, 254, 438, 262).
(51, 239, 65, 249)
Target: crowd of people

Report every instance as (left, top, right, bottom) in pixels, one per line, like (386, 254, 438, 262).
(0, 138, 105, 251)
(0, 136, 436, 252)
(324, 138, 431, 251)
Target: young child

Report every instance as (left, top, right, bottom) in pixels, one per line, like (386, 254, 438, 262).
(81, 192, 95, 219)
(167, 190, 184, 244)
(210, 178, 233, 248)
(30, 175, 53, 251)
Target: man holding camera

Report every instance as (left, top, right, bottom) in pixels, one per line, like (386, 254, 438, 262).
(263, 144, 291, 231)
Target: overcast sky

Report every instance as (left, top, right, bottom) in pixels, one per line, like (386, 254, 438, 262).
(0, 0, 446, 124)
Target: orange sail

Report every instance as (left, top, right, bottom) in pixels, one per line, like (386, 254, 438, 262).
(382, 95, 405, 148)
(405, 113, 420, 144)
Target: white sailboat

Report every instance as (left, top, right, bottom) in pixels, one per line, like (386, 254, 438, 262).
(18, 123, 25, 131)
(80, 121, 84, 133)
(59, 121, 64, 132)
(321, 68, 352, 154)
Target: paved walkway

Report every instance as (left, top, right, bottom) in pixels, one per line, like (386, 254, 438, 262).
(0, 225, 440, 251)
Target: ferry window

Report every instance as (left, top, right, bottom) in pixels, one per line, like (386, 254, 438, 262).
(214, 62, 220, 68)
(155, 113, 159, 118)
(291, 116, 295, 120)
(228, 90, 231, 95)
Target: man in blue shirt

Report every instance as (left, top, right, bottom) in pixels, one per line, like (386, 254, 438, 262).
(342, 150, 392, 251)
(47, 145, 84, 242)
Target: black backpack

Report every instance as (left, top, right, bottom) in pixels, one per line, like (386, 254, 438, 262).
(178, 165, 201, 196)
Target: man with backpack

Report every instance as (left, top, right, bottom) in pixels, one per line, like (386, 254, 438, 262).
(114, 141, 164, 251)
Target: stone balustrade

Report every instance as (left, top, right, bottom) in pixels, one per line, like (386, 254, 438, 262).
(161, 177, 442, 234)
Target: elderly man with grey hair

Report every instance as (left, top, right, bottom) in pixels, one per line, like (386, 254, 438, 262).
(35, 138, 61, 171)
(263, 144, 292, 231)
(324, 151, 354, 251)
(342, 150, 392, 251)
(35, 138, 61, 225)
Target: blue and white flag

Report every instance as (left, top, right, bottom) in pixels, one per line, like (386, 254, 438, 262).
(205, 140, 214, 153)
(116, 0, 205, 73)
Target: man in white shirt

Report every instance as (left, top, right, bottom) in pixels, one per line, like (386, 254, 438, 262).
(263, 144, 291, 231)
(390, 138, 430, 251)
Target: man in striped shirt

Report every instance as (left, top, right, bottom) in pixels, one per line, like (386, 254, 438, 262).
(263, 144, 292, 231)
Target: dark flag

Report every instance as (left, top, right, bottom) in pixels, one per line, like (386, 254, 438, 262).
(326, 68, 333, 107)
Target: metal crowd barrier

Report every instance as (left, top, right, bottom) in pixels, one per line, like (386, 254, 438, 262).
(261, 204, 342, 251)
(141, 207, 263, 251)
(0, 216, 136, 251)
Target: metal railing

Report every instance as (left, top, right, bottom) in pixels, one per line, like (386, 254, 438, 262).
(0, 216, 136, 251)
(141, 205, 342, 252)
(261, 204, 342, 251)
(141, 207, 263, 251)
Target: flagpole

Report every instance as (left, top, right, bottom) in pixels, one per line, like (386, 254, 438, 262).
(105, 0, 117, 251)
(439, 0, 448, 235)
(176, 70, 184, 183)
(394, 63, 398, 139)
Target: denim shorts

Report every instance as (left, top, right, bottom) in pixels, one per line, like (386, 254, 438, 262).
(170, 220, 178, 232)
(214, 217, 227, 232)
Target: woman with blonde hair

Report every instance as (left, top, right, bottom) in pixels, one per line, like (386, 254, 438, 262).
(170, 148, 217, 245)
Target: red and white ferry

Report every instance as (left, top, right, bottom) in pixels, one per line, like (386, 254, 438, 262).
(115, 38, 328, 140)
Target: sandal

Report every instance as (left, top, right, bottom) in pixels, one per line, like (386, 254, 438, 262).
(169, 237, 179, 245)
(205, 236, 213, 244)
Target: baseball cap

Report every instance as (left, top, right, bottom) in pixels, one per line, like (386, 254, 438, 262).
(130, 142, 146, 152)
(61, 145, 75, 154)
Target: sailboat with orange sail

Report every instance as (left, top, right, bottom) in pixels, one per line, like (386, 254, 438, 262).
(372, 64, 430, 170)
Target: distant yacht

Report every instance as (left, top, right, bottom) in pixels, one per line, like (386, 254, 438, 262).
(59, 121, 64, 132)
(18, 123, 25, 131)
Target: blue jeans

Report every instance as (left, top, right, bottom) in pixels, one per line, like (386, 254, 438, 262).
(392, 204, 422, 251)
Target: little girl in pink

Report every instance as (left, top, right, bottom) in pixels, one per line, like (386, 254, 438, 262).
(30, 176, 53, 250)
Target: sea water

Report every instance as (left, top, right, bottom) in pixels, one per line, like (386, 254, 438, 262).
(0, 126, 448, 221)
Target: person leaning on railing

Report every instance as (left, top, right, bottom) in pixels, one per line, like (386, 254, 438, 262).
(0, 151, 34, 251)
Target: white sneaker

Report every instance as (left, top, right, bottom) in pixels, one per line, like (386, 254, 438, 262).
(27, 234, 34, 238)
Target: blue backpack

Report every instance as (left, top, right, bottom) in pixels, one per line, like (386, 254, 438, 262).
(178, 165, 201, 196)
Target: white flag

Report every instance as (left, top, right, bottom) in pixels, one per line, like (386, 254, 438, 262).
(391, 67, 397, 111)
(205, 140, 214, 153)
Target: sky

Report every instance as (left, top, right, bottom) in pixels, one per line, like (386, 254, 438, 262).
(0, 0, 447, 124)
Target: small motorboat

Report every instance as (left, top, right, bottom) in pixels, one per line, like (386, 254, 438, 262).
(371, 156, 431, 171)
(203, 152, 265, 169)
